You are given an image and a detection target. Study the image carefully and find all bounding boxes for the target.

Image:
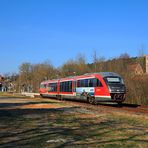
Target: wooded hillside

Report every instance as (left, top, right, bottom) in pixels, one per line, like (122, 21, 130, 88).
(2, 54, 148, 105)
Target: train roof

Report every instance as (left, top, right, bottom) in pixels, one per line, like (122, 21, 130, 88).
(83, 72, 121, 78)
(40, 72, 122, 84)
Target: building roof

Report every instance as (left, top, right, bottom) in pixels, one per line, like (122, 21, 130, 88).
(127, 63, 144, 74)
(0, 75, 4, 82)
(127, 63, 139, 71)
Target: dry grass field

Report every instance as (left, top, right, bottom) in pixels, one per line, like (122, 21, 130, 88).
(0, 93, 148, 147)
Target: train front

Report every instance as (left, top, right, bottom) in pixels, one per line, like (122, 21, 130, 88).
(102, 72, 126, 103)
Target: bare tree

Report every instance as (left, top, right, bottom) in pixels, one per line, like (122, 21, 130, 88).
(19, 63, 33, 92)
(76, 53, 89, 75)
(60, 59, 78, 77)
(119, 53, 130, 59)
(18, 61, 56, 92)
(138, 44, 145, 57)
(32, 62, 55, 92)
(92, 50, 98, 72)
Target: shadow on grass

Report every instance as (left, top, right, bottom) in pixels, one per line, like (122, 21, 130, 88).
(0, 106, 79, 147)
(0, 105, 79, 117)
(0, 102, 147, 147)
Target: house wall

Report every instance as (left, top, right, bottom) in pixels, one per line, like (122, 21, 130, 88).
(146, 55, 148, 74)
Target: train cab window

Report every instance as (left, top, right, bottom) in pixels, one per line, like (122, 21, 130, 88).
(104, 77, 124, 84)
(40, 84, 47, 89)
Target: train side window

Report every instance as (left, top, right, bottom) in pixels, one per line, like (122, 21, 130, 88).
(60, 82, 64, 92)
(88, 79, 93, 87)
(77, 79, 94, 87)
(84, 79, 89, 87)
(60, 83, 62, 91)
(81, 80, 85, 87)
(74, 80, 76, 92)
(94, 78, 102, 87)
(48, 83, 57, 92)
(77, 80, 80, 87)
(77, 78, 102, 87)
(64, 82, 66, 91)
(77, 80, 84, 87)
(69, 81, 72, 92)
(60, 81, 72, 92)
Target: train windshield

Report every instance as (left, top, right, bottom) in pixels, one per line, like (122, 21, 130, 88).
(104, 77, 124, 84)
(40, 84, 47, 89)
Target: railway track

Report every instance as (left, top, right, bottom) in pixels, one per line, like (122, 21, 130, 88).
(47, 97, 148, 115)
(22, 93, 148, 115)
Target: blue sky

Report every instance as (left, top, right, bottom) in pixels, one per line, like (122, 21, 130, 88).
(0, 0, 148, 74)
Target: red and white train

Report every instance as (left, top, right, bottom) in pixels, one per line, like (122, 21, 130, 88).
(39, 72, 126, 104)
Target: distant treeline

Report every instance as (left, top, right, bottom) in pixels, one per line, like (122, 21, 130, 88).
(5, 53, 148, 105)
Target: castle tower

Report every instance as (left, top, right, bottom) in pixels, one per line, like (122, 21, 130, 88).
(146, 55, 148, 74)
